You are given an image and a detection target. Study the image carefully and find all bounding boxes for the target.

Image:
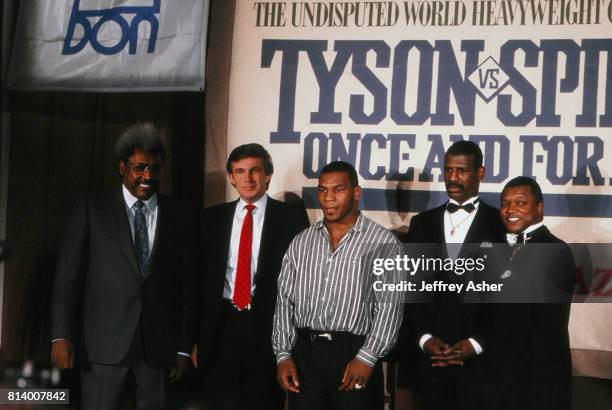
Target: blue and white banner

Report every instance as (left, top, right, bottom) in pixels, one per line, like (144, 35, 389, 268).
(224, 0, 612, 375)
(8, 0, 208, 91)
(227, 0, 612, 240)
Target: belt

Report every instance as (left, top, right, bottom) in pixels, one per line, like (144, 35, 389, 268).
(297, 328, 363, 343)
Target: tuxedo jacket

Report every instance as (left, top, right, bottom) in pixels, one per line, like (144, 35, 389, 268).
(405, 201, 506, 354)
(51, 187, 197, 368)
(198, 196, 309, 366)
(483, 225, 575, 410)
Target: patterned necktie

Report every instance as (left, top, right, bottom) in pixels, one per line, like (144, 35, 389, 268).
(133, 201, 150, 274)
(234, 204, 255, 310)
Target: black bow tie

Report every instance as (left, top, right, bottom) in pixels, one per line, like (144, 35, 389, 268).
(446, 200, 478, 214)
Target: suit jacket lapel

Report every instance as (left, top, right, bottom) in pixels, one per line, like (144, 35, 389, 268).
(145, 194, 166, 278)
(464, 205, 487, 244)
(111, 186, 140, 276)
(524, 225, 552, 243)
(433, 206, 448, 259)
(216, 201, 238, 294)
(435, 206, 446, 243)
(254, 197, 278, 291)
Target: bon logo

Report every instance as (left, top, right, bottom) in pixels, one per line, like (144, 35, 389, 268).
(62, 0, 160, 56)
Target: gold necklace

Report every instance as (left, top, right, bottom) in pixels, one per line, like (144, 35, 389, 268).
(448, 212, 472, 237)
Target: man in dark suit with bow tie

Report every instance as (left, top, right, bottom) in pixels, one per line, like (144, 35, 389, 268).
(196, 143, 309, 410)
(400, 140, 506, 410)
(482, 176, 575, 410)
(51, 123, 196, 409)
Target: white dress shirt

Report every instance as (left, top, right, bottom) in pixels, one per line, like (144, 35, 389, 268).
(122, 185, 158, 253)
(444, 196, 480, 258)
(223, 194, 268, 300)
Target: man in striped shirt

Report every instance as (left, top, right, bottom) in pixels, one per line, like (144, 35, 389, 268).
(272, 161, 404, 410)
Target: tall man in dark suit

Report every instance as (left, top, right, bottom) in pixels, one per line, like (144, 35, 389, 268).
(403, 140, 506, 410)
(51, 123, 196, 409)
(197, 143, 309, 410)
(483, 176, 575, 410)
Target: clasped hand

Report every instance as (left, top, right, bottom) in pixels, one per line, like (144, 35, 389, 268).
(423, 337, 475, 367)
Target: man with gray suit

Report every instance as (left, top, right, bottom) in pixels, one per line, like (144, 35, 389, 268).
(51, 123, 196, 409)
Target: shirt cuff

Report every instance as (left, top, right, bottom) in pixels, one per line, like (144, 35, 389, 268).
(177, 352, 190, 358)
(355, 347, 377, 367)
(419, 334, 433, 352)
(276, 352, 292, 364)
(468, 338, 483, 355)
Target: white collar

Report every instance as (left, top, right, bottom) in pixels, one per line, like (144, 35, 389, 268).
(523, 221, 544, 236)
(448, 195, 480, 207)
(237, 193, 268, 213)
(506, 221, 545, 245)
(122, 184, 157, 212)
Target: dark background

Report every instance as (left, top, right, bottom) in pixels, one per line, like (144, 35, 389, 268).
(2, 91, 204, 362)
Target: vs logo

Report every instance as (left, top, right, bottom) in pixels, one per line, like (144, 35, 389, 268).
(478, 68, 499, 88)
(468, 56, 510, 102)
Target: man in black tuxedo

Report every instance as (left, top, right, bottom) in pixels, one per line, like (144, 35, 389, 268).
(402, 140, 506, 410)
(51, 123, 196, 409)
(483, 176, 575, 410)
(197, 143, 309, 410)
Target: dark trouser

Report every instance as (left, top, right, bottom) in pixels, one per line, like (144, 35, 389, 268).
(204, 300, 284, 410)
(81, 323, 166, 410)
(421, 365, 483, 410)
(288, 329, 384, 410)
(481, 372, 571, 410)
(528, 371, 571, 410)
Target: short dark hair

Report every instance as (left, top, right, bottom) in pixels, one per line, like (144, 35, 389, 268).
(114, 122, 166, 163)
(502, 176, 544, 203)
(319, 161, 359, 188)
(226, 143, 274, 175)
(445, 140, 483, 170)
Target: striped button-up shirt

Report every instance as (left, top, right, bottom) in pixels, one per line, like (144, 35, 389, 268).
(273, 213, 404, 366)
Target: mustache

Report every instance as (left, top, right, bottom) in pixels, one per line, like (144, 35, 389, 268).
(446, 182, 464, 190)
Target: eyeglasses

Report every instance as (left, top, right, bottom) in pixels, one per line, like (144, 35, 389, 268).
(126, 161, 162, 174)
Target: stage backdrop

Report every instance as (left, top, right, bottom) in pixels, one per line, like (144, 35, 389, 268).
(219, 0, 612, 377)
(8, 0, 208, 91)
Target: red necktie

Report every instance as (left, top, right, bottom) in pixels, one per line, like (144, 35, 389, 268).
(234, 204, 255, 310)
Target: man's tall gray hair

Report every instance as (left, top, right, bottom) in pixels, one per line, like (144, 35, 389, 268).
(114, 122, 166, 162)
